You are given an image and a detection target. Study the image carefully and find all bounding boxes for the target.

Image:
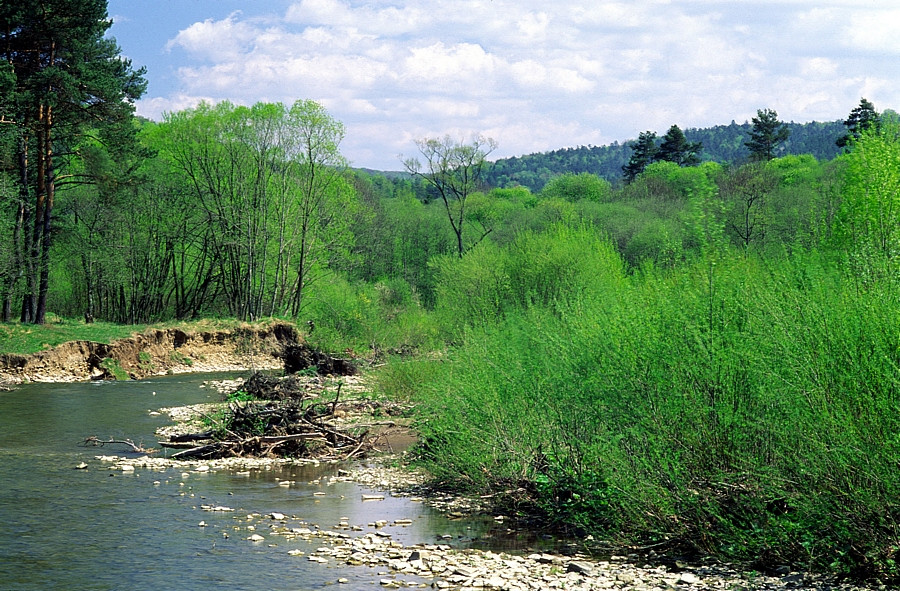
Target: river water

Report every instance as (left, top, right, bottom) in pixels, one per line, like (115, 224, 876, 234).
(0, 373, 537, 590)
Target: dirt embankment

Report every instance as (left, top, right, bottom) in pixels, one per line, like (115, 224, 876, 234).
(0, 323, 300, 384)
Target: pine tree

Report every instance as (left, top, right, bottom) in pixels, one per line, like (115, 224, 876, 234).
(745, 109, 790, 161)
(656, 124, 702, 166)
(623, 131, 658, 182)
(0, 0, 146, 323)
(837, 98, 880, 149)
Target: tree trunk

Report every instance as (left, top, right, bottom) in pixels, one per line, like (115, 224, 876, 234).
(35, 103, 54, 325)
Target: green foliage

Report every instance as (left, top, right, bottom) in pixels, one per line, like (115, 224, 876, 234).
(835, 122, 900, 285)
(636, 161, 721, 201)
(137, 351, 153, 371)
(303, 273, 440, 356)
(656, 124, 702, 166)
(837, 98, 881, 149)
(0, 318, 148, 355)
(746, 108, 790, 161)
(484, 121, 843, 191)
(0, 0, 147, 324)
(403, 135, 497, 258)
(431, 224, 623, 333)
(151, 99, 357, 320)
(622, 130, 658, 183)
(225, 389, 255, 403)
(99, 357, 129, 381)
(541, 173, 612, 202)
(413, 243, 900, 580)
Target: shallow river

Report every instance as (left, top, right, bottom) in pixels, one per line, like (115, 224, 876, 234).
(0, 373, 540, 590)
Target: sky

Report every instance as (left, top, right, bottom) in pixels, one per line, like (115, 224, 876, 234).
(107, 0, 900, 171)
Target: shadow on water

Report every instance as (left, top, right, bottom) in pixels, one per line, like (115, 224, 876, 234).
(0, 373, 563, 591)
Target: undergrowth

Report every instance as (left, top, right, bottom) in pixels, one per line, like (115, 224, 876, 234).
(383, 225, 900, 582)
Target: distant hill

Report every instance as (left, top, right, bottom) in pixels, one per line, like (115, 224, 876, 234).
(485, 120, 846, 192)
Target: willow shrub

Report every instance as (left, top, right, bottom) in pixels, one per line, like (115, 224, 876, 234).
(405, 237, 900, 579)
(303, 274, 440, 356)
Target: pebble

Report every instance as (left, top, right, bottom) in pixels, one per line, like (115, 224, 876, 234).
(112, 400, 879, 591)
(238, 510, 878, 591)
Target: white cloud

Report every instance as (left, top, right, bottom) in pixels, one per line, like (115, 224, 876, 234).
(132, 0, 900, 169)
(844, 9, 900, 53)
(166, 12, 258, 61)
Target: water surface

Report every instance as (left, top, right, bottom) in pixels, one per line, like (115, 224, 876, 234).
(0, 373, 545, 590)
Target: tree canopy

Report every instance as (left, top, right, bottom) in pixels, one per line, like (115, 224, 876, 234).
(745, 108, 790, 161)
(837, 98, 881, 149)
(622, 131, 658, 183)
(656, 124, 702, 166)
(403, 135, 497, 258)
(0, 0, 146, 323)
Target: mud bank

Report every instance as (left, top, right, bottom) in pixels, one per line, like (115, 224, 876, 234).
(0, 322, 299, 384)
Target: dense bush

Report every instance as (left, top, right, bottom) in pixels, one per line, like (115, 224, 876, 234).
(402, 242, 900, 580)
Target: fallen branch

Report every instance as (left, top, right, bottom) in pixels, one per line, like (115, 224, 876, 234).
(159, 440, 207, 449)
(259, 433, 326, 443)
(82, 436, 157, 454)
(330, 381, 343, 415)
(172, 442, 236, 460)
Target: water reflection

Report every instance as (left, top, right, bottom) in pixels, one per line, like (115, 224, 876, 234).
(0, 374, 559, 590)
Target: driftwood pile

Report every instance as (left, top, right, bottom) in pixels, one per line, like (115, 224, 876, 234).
(158, 370, 369, 461)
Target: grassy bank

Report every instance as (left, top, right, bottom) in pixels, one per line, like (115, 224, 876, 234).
(0, 317, 287, 356)
(378, 226, 900, 581)
(0, 316, 152, 355)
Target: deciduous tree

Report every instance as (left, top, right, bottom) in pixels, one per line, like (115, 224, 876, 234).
(837, 121, 900, 266)
(156, 100, 355, 320)
(403, 135, 497, 258)
(720, 162, 777, 249)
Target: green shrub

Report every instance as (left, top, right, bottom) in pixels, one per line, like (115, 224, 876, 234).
(415, 235, 900, 580)
(303, 273, 440, 355)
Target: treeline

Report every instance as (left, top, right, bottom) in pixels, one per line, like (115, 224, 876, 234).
(485, 119, 849, 191)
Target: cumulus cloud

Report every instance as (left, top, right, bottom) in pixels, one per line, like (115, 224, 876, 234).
(136, 0, 900, 169)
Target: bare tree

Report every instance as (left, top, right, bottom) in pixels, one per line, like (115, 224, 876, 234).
(403, 135, 497, 258)
(721, 162, 777, 248)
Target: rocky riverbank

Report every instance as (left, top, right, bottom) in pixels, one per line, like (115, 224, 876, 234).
(90, 453, 874, 591)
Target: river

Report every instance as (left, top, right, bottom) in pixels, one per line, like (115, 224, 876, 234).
(0, 373, 538, 590)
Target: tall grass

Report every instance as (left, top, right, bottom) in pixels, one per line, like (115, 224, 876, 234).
(392, 226, 900, 579)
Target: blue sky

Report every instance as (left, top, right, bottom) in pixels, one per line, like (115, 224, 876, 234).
(107, 0, 900, 170)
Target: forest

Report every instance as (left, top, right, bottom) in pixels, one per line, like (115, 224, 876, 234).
(3, 1, 900, 581)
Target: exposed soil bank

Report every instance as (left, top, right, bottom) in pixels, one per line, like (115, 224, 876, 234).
(0, 322, 299, 384)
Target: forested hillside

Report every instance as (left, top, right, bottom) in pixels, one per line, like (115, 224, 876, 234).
(485, 119, 847, 191)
